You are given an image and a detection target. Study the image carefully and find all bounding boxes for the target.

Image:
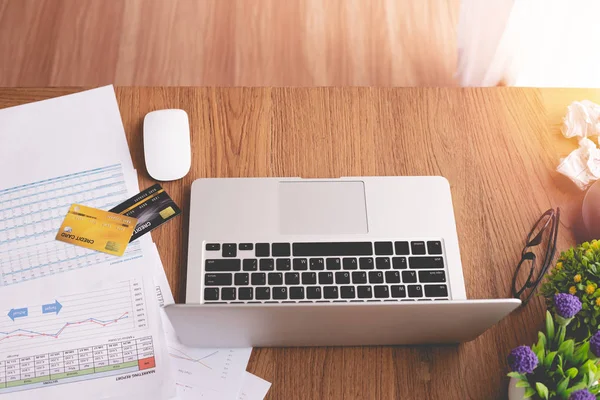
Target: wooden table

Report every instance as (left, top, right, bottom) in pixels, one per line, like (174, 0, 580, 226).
(1, 87, 599, 399)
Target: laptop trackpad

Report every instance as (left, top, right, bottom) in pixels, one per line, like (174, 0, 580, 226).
(279, 181, 368, 235)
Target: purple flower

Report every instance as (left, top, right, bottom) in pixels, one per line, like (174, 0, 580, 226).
(508, 346, 538, 374)
(591, 331, 600, 357)
(569, 389, 595, 400)
(554, 293, 582, 318)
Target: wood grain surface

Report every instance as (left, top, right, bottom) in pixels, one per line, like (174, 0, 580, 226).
(1, 87, 598, 399)
(0, 0, 459, 86)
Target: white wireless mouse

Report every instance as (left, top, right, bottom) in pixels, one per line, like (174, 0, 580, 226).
(143, 109, 191, 181)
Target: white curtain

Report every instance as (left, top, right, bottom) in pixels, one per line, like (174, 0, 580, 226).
(457, 0, 600, 87)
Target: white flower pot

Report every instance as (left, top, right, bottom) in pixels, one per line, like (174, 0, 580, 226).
(508, 377, 526, 400)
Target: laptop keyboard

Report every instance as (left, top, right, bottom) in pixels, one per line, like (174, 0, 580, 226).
(201, 241, 449, 303)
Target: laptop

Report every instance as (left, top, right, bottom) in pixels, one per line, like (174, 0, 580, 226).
(165, 177, 520, 347)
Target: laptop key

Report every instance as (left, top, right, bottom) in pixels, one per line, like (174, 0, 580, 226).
(302, 272, 317, 285)
(239, 287, 253, 300)
(206, 243, 220, 251)
(251, 273, 266, 285)
(285, 272, 300, 285)
(342, 258, 358, 270)
(293, 242, 373, 256)
(204, 288, 219, 300)
(391, 285, 406, 298)
(359, 257, 374, 270)
(293, 258, 308, 270)
(205, 259, 241, 272)
(256, 243, 270, 257)
(352, 271, 367, 284)
(272, 243, 291, 257)
(369, 271, 384, 284)
(335, 271, 350, 284)
(374, 242, 393, 255)
(307, 286, 322, 299)
(319, 272, 334, 284)
(419, 270, 446, 283)
(243, 259, 258, 271)
(239, 243, 253, 251)
(290, 287, 305, 300)
(324, 286, 339, 299)
(392, 257, 407, 269)
(427, 241, 443, 254)
(385, 270, 401, 283)
(256, 287, 270, 300)
(273, 287, 288, 300)
(411, 241, 426, 255)
(260, 258, 275, 271)
(268, 273, 283, 285)
(425, 284, 448, 298)
(394, 241, 410, 255)
(310, 258, 325, 270)
(375, 257, 391, 269)
(374, 285, 389, 298)
(222, 288, 236, 300)
(205, 273, 232, 286)
(340, 286, 356, 299)
(402, 270, 418, 283)
(234, 273, 249, 285)
(409, 256, 444, 269)
(357, 286, 372, 299)
(408, 285, 423, 298)
(222, 243, 237, 257)
(276, 258, 291, 271)
(326, 258, 341, 270)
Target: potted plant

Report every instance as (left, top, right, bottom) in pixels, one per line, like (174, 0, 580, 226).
(507, 294, 600, 399)
(541, 241, 600, 340)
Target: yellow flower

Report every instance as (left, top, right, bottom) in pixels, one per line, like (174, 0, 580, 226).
(586, 250, 594, 259)
(595, 297, 600, 307)
(556, 262, 563, 270)
(587, 284, 596, 295)
(574, 274, 582, 283)
(570, 286, 577, 294)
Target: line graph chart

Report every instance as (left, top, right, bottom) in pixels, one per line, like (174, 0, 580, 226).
(168, 348, 218, 369)
(0, 278, 155, 394)
(0, 312, 130, 342)
(0, 279, 147, 353)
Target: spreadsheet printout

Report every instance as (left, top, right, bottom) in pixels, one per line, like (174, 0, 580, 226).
(0, 164, 143, 286)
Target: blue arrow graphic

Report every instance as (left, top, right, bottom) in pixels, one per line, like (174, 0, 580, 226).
(7, 308, 28, 321)
(42, 300, 62, 315)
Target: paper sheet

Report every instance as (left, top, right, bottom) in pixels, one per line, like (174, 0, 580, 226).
(0, 262, 175, 399)
(237, 372, 271, 400)
(151, 247, 254, 400)
(0, 85, 134, 188)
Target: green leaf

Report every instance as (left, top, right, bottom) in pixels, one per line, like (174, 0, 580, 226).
(589, 370, 596, 386)
(538, 331, 547, 351)
(573, 342, 590, 364)
(507, 371, 526, 379)
(546, 311, 555, 341)
(536, 382, 549, 400)
(544, 351, 557, 369)
(516, 380, 531, 388)
(566, 367, 578, 379)
(556, 377, 570, 396)
(523, 387, 536, 398)
(558, 340, 575, 364)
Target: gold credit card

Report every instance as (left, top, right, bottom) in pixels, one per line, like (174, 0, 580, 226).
(55, 204, 138, 256)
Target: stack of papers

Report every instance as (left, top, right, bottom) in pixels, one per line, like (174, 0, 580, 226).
(0, 86, 270, 399)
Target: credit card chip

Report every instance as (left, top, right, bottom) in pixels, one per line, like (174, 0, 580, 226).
(105, 241, 121, 252)
(159, 206, 176, 219)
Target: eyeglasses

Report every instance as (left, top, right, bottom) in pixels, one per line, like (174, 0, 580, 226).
(511, 208, 560, 306)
